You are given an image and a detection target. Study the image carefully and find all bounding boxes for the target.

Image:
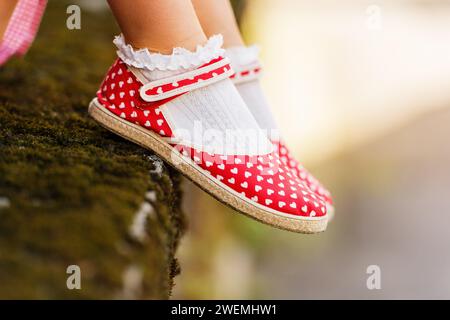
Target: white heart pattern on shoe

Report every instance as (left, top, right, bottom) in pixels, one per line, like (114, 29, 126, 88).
(273, 140, 333, 208)
(95, 58, 328, 219)
(172, 145, 327, 218)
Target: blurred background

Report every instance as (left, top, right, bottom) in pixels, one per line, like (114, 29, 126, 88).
(173, 0, 450, 299)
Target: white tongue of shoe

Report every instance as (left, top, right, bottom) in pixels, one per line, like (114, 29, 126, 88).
(226, 46, 280, 136)
(236, 79, 279, 133)
(161, 79, 273, 156)
(115, 34, 273, 156)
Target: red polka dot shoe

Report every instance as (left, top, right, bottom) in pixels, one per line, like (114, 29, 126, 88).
(273, 140, 334, 219)
(88, 36, 328, 233)
(228, 48, 334, 218)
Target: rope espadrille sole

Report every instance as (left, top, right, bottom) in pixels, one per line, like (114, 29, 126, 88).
(89, 98, 328, 234)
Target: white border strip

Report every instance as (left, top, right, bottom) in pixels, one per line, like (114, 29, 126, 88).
(139, 58, 233, 102)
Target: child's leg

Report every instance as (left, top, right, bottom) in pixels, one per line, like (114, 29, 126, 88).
(0, 0, 18, 41)
(89, 0, 328, 232)
(192, 0, 334, 209)
(107, 0, 206, 53)
(192, 0, 277, 131)
(191, 0, 244, 48)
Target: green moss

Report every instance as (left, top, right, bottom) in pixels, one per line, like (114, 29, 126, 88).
(0, 1, 185, 299)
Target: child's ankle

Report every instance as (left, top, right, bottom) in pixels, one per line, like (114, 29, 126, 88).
(123, 32, 208, 55)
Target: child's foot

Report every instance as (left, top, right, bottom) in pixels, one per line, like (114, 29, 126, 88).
(89, 35, 328, 233)
(227, 46, 334, 218)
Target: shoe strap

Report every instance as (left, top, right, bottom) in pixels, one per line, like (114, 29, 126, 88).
(138, 56, 233, 102)
(230, 61, 262, 84)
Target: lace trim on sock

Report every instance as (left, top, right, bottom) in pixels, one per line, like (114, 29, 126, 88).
(114, 34, 225, 71)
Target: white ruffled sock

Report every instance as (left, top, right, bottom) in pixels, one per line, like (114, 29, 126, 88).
(226, 46, 279, 138)
(114, 35, 272, 156)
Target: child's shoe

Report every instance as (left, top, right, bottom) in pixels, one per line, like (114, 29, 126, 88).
(227, 46, 334, 218)
(89, 35, 328, 233)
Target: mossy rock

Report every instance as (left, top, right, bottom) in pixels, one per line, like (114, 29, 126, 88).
(0, 2, 185, 299)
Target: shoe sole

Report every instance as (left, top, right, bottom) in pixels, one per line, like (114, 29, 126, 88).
(89, 98, 328, 234)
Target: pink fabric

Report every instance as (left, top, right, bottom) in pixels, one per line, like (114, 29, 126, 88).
(0, 0, 47, 66)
